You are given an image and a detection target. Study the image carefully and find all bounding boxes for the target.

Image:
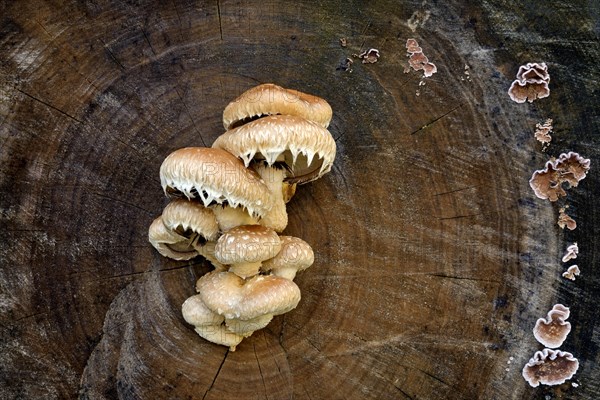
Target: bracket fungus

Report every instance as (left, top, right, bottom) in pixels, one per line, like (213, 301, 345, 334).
(262, 236, 314, 280)
(562, 243, 579, 263)
(562, 265, 580, 281)
(357, 48, 380, 64)
(148, 200, 219, 261)
(534, 118, 553, 145)
(159, 147, 273, 218)
(533, 304, 571, 348)
(508, 62, 550, 103)
(522, 349, 579, 387)
(405, 38, 437, 78)
(558, 207, 577, 231)
(529, 152, 591, 201)
(214, 225, 282, 278)
(222, 83, 333, 130)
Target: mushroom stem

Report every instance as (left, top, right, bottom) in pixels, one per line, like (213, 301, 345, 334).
(212, 206, 259, 232)
(229, 262, 263, 279)
(271, 267, 299, 281)
(193, 240, 226, 271)
(253, 163, 288, 232)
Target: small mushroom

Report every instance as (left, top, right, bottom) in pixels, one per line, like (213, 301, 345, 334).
(262, 236, 314, 280)
(213, 114, 336, 231)
(196, 271, 301, 320)
(357, 48, 380, 64)
(222, 83, 333, 130)
(562, 243, 579, 263)
(516, 62, 550, 83)
(533, 304, 571, 348)
(159, 147, 273, 219)
(562, 265, 580, 281)
(148, 199, 219, 261)
(522, 348, 579, 387)
(181, 294, 244, 351)
(214, 225, 282, 278)
(534, 118, 553, 144)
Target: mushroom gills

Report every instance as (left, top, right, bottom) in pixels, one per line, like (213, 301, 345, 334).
(229, 113, 279, 129)
(253, 150, 328, 184)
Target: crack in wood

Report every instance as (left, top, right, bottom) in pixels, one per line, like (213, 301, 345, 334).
(99, 38, 125, 70)
(410, 103, 465, 135)
(202, 349, 229, 400)
(216, 0, 223, 41)
(17, 89, 83, 123)
(428, 273, 500, 284)
(434, 186, 475, 196)
(141, 28, 156, 56)
(437, 213, 482, 220)
(253, 343, 269, 399)
(174, 87, 207, 146)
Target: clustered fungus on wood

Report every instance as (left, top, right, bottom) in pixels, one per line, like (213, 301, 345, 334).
(522, 349, 579, 387)
(558, 207, 577, 231)
(149, 83, 336, 350)
(562, 265, 581, 281)
(357, 48, 380, 64)
(533, 304, 571, 349)
(529, 152, 591, 201)
(534, 118, 553, 146)
(562, 243, 579, 263)
(508, 62, 550, 103)
(405, 38, 437, 78)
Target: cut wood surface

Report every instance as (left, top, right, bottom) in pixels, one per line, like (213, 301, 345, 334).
(1, 1, 599, 399)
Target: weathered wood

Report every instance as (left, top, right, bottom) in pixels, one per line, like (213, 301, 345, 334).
(1, 0, 599, 399)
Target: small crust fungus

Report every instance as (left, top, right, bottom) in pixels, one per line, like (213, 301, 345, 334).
(405, 38, 437, 78)
(222, 83, 333, 130)
(214, 225, 282, 278)
(558, 207, 577, 230)
(508, 62, 550, 103)
(534, 118, 553, 145)
(159, 147, 273, 218)
(562, 265, 580, 281)
(529, 152, 591, 201)
(522, 349, 579, 387)
(533, 304, 571, 348)
(562, 243, 579, 263)
(262, 236, 314, 280)
(357, 48, 380, 64)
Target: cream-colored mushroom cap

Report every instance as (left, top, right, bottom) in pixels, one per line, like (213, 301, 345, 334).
(148, 216, 197, 260)
(222, 83, 332, 129)
(213, 115, 336, 184)
(161, 199, 219, 242)
(159, 147, 272, 217)
(182, 294, 224, 327)
(214, 224, 281, 265)
(262, 236, 314, 280)
(196, 271, 301, 320)
(522, 349, 579, 387)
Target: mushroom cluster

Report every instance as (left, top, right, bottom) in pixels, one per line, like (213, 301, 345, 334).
(149, 83, 335, 350)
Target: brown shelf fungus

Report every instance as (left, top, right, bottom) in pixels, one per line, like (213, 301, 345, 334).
(405, 38, 437, 78)
(529, 152, 591, 201)
(214, 225, 282, 278)
(181, 294, 244, 350)
(159, 147, 273, 218)
(558, 207, 577, 230)
(222, 83, 333, 130)
(508, 62, 550, 103)
(213, 114, 336, 231)
(148, 200, 219, 261)
(262, 236, 314, 280)
(522, 349, 579, 387)
(533, 304, 571, 348)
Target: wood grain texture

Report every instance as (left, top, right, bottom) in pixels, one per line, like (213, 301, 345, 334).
(1, 1, 599, 399)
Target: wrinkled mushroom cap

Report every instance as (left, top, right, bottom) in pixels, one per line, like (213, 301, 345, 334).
(508, 79, 550, 103)
(213, 115, 336, 184)
(516, 62, 550, 83)
(148, 216, 198, 260)
(196, 271, 301, 320)
(214, 225, 281, 265)
(159, 147, 272, 218)
(194, 325, 245, 351)
(522, 349, 579, 387)
(225, 314, 273, 336)
(529, 161, 566, 201)
(222, 83, 332, 129)
(262, 236, 314, 279)
(161, 199, 219, 241)
(533, 304, 571, 348)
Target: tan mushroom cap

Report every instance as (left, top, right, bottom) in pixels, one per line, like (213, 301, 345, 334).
(194, 325, 245, 351)
(225, 314, 273, 337)
(222, 83, 333, 129)
(533, 304, 571, 348)
(161, 199, 219, 241)
(148, 216, 198, 260)
(159, 147, 272, 218)
(196, 271, 301, 320)
(182, 294, 224, 327)
(213, 115, 336, 184)
(522, 348, 579, 387)
(214, 224, 281, 265)
(262, 236, 314, 280)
